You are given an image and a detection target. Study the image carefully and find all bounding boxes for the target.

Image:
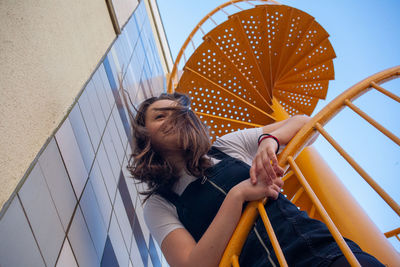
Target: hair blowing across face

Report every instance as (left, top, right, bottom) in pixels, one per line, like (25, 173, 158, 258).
(126, 92, 212, 202)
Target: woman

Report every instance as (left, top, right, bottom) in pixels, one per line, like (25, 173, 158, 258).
(127, 92, 383, 267)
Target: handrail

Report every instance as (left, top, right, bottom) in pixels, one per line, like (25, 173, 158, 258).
(220, 66, 400, 266)
(278, 65, 400, 164)
(167, 0, 281, 93)
(279, 66, 400, 218)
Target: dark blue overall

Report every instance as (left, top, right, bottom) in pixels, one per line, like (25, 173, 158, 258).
(159, 147, 382, 266)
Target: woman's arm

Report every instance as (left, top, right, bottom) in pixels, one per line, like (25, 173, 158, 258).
(250, 115, 312, 185)
(262, 115, 311, 145)
(161, 188, 242, 267)
(161, 178, 282, 267)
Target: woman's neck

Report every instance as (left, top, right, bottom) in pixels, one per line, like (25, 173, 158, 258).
(162, 150, 186, 171)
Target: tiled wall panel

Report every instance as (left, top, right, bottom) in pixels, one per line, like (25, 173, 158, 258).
(0, 1, 168, 266)
(79, 181, 108, 259)
(68, 207, 100, 266)
(57, 238, 78, 267)
(55, 118, 89, 200)
(38, 137, 77, 231)
(0, 197, 45, 266)
(18, 164, 65, 266)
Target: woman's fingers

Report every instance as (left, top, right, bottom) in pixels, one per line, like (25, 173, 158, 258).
(258, 154, 273, 185)
(273, 161, 285, 177)
(251, 154, 279, 186)
(250, 155, 266, 184)
(264, 179, 284, 200)
(276, 166, 285, 177)
(268, 150, 285, 177)
(251, 139, 286, 185)
(250, 164, 257, 185)
(274, 177, 284, 189)
(262, 149, 276, 183)
(267, 184, 280, 200)
(250, 154, 265, 185)
(268, 148, 278, 168)
(241, 177, 283, 201)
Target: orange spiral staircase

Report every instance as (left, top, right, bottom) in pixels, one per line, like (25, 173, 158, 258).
(167, 1, 400, 266)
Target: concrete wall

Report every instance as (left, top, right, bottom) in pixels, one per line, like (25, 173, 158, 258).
(0, 0, 124, 210)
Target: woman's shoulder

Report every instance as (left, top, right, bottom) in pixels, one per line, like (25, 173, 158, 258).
(212, 127, 262, 165)
(144, 193, 176, 214)
(143, 193, 184, 247)
(213, 127, 261, 148)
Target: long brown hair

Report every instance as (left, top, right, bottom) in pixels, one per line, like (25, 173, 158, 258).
(126, 92, 212, 202)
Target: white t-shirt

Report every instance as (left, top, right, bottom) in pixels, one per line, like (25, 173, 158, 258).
(143, 127, 263, 247)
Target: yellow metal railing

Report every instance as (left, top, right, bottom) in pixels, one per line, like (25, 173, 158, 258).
(257, 201, 288, 267)
(220, 66, 400, 266)
(385, 227, 400, 241)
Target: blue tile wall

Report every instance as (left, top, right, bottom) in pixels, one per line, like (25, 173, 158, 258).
(38, 137, 77, 231)
(96, 143, 118, 202)
(57, 238, 78, 267)
(79, 181, 108, 260)
(89, 160, 113, 227)
(0, 1, 168, 266)
(55, 118, 89, 199)
(0, 197, 45, 266)
(68, 206, 100, 266)
(109, 211, 130, 266)
(101, 236, 119, 267)
(18, 164, 65, 266)
(69, 104, 96, 172)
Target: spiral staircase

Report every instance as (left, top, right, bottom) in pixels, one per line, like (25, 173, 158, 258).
(167, 1, 400, 266)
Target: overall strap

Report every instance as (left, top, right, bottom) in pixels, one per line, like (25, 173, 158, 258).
(158, 146, 233, 208)
(207, 146, 232, 160)
(156, 188, 182, 208)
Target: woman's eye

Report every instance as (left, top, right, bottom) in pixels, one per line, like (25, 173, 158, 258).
(155, 114, 165, 119)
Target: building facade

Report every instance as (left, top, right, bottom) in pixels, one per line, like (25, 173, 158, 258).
(0, 0, 172, 266)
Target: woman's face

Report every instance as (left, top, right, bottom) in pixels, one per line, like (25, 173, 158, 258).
(144, 99, 179, 152)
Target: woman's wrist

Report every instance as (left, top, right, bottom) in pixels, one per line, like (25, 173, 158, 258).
(229, 185, 246, 205)
(258, 137, 278, 153)
(258, 133, 280, 154)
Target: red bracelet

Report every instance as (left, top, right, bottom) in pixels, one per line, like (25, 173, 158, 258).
(258, 134, 280, 154)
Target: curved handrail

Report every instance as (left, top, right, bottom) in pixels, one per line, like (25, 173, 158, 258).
(220, 66, 400, 266)
(278, 65, 400, 166)
(279, 65, 400, 216)
(167, 0, 280, 93)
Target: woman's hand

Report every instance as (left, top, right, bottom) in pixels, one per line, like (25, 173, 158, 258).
(250, 138, 285, 186)
(233, 177, 284, 202)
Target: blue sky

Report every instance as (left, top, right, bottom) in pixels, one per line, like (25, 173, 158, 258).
(156, 0, 400, 250)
